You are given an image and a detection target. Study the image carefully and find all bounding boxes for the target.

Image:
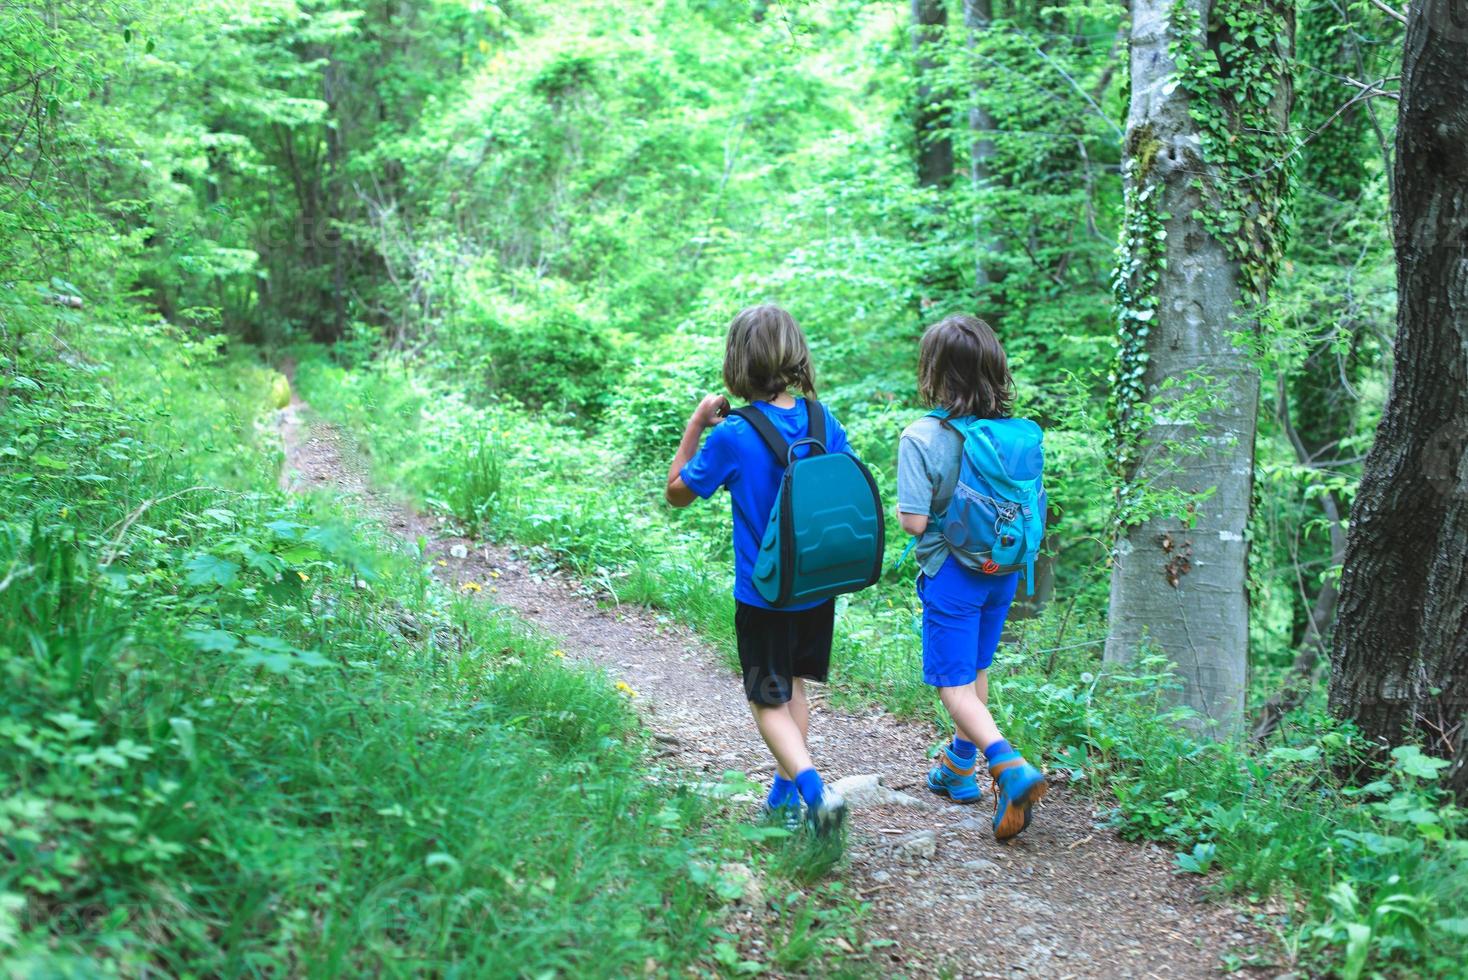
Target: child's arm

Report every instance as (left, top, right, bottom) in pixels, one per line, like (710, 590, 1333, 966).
(665, 393, 730, 508)
(898, 510, 929, 536)
(895, 432, 932, 536)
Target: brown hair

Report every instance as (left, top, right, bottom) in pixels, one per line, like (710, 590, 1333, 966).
(722, 304, 817, 402)
(918, 314, 1013, 418)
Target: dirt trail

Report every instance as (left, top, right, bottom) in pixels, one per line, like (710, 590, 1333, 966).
(276, 387, 1268, 978)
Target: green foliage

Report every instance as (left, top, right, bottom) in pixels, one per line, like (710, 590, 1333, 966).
(1169, 0, 1294, 305)
(2, 0, 1435, 973)
(480, 294, 625, 418)
(984, 650, 1467, 978)
(607, 331, 724, 464)
(0, 318, 876, 973)
(432, 432, 504, 537)
(1108, 127, 1166, 505)
(306, 340, 1468, 976)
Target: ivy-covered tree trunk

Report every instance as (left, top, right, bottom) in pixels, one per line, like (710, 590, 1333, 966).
(1328, 0, 1468, 801)
(911, 0, 953, 188)
(1104, 0, 1292, 735)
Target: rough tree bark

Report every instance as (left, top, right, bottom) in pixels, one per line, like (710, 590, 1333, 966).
(1104, 0, 1292, 736)
(911, 0, 954, 188)
(1328, 0, 1468, 801)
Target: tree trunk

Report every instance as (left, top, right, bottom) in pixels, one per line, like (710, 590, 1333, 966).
(1103, 0, 1292, 737)
(1328, 0, 1468, 800)
(962, 0, 997, 289)
(911, 0, 953, 188)
(324, 56, 348, 346)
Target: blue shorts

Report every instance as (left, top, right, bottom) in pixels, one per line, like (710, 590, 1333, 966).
(916, 556, 1019, 688)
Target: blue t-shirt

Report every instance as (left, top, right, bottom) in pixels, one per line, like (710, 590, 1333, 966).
(680, 399, 852, 610)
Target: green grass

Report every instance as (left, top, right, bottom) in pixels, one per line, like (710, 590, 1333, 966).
(1, 320, 875, 976)
(292, 347, 1468, 979)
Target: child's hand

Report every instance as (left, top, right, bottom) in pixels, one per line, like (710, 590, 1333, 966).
(693, 393, 731, 429)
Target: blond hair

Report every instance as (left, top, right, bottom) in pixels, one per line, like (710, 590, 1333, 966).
(722, 304, 816, 402)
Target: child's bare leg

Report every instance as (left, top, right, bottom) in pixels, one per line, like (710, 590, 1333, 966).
(950, 671, 991, 746)
(940, 683, 1004, 750)
(775, 678, 812, 779)
(749, 702, 815, 779)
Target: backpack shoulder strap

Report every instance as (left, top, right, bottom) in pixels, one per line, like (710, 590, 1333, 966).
(928, 407, 964, 439)
(728, 405, 791, 463)
(804, 398, 827, 450)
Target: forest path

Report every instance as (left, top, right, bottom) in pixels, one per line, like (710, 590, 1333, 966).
(275, 382, 1266, 979)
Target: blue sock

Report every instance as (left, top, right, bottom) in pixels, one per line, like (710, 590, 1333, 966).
(983, 739, 1014, 764)
(794, 768, 825, 807)
(767, 774, 797, 809)
(950, 737, 977, 762)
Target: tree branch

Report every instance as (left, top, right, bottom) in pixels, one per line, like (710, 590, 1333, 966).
(1367, 0, 1407, 24)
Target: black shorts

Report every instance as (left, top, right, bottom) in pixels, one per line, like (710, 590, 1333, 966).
(734, 600, 834, 706)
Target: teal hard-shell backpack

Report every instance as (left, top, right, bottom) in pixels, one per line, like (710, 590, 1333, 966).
(929, 410, 1047, 595)
(731, 400, 885, 608)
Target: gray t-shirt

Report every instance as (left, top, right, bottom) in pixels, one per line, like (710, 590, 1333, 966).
(896, 416, 975, 577)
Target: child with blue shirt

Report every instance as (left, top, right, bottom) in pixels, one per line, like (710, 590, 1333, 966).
(896, 314, 1048, 840)
(665, 304, 849, 836)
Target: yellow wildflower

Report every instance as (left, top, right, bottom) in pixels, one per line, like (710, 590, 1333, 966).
(551, 649, 566, 659)
(297, 571, 309, 582)
(490, 570, 501, 579)
(614, 680, 637, 697)
(436, 559, 448, 567)
(461, 581, 482, 593)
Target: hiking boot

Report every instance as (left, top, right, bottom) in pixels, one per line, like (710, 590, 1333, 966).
(805, 790, 848, 838)
(989, 753, 1048, 841)
(926, 747, 983, 804)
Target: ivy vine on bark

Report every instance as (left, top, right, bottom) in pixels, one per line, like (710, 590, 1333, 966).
(1169, 0, 1293, 306)
(1108, 125, 1165, 525)
(1108, 0, 1292, 529)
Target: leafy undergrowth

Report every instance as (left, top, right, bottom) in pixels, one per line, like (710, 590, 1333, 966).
(1, 320, 871, 976)
(291, 349, 936, 715)
(293, 349, 1468, 978)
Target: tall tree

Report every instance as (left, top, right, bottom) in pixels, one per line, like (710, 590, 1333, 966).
(1329, 0, 1468, 800)
(911, 0, 954, 188)
(1104, 0, 1293, 734)
(961, 0, 997, 288)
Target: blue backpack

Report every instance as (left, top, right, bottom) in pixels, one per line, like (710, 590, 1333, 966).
(927, 410, 1047, 595)
(731, 400, 885, 608)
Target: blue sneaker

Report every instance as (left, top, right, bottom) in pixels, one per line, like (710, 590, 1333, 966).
(927, 746, 983, 804)
(805, 790, 848, 838)
(989, 753, 1048, 840)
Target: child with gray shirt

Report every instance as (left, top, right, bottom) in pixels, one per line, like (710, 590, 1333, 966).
(896, 314, 1048, 840)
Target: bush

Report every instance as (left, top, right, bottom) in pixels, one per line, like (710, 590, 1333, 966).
(604, 328, 723, 465)
(450, 273, 626, 420)
(428, 431, 503, 537)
